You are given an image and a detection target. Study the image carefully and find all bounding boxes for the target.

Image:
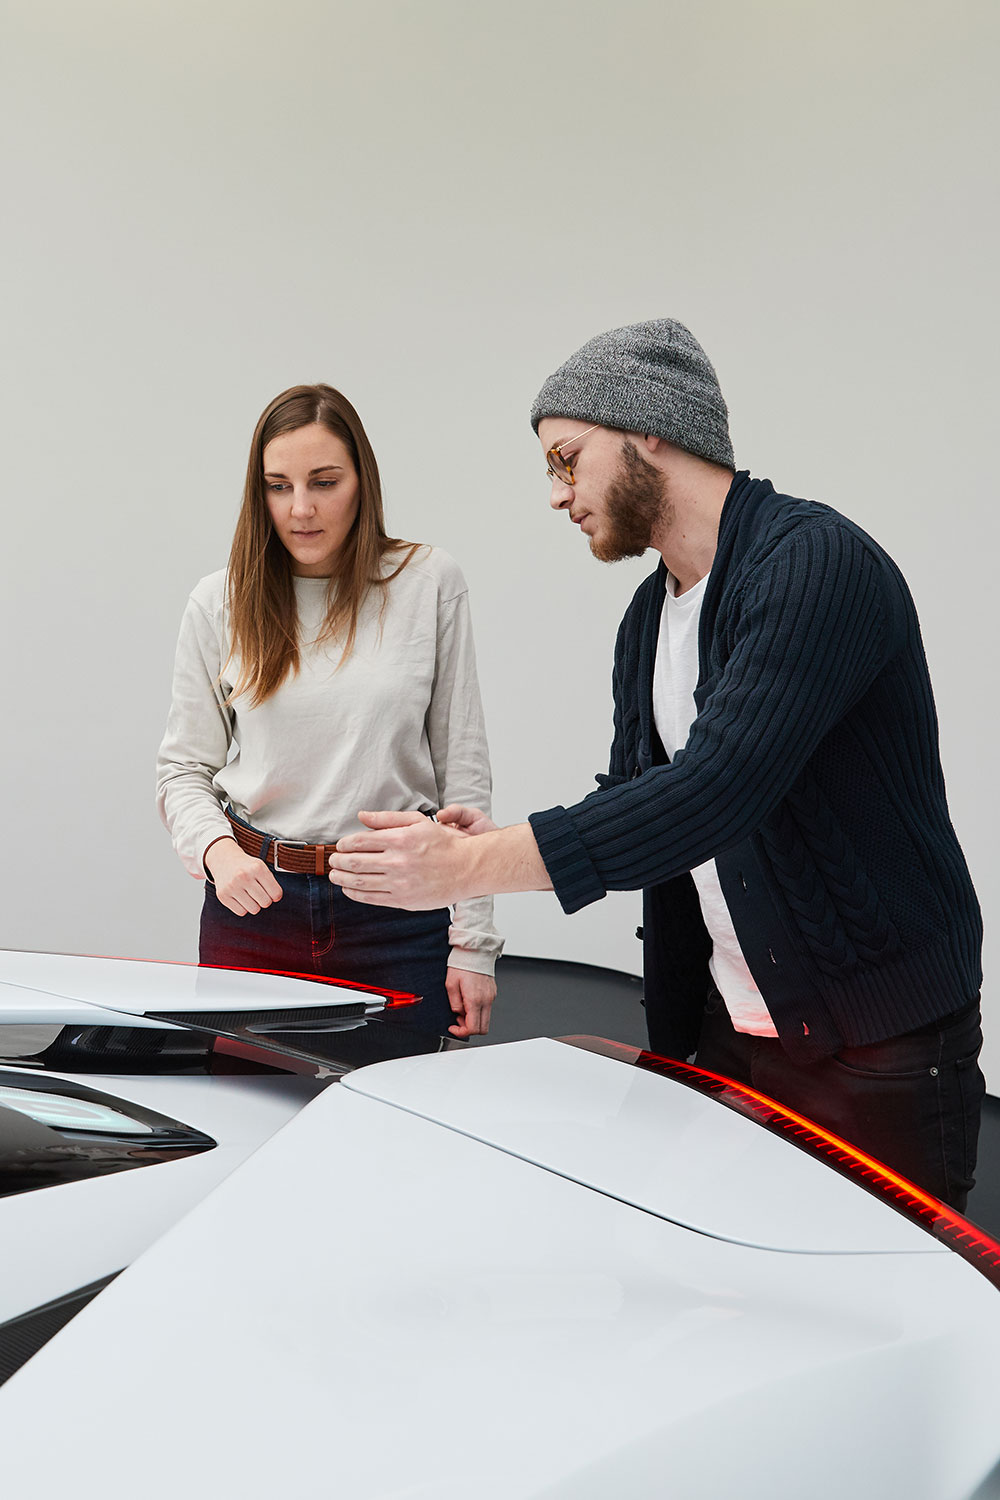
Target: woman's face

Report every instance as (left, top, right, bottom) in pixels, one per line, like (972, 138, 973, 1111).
(262, 423, 361, 576)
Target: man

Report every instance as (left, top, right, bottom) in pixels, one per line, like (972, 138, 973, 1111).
(328, 319, 985, 1211)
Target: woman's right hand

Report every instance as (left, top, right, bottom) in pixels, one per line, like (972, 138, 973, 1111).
(436, 804, 498, 837)
(204, 837, 283, 916)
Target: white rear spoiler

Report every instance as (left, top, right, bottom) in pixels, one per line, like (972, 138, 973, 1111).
(0, 950, 390, 1030)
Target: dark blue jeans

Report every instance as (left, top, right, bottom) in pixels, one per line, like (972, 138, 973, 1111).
(694, 987, 986, 1212)
(199, 869, 454, 1040)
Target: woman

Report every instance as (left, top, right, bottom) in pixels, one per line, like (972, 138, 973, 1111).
(156, 384, 500, 1039)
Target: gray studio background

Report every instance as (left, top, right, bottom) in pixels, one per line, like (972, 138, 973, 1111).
(2, 0, 997, 1083)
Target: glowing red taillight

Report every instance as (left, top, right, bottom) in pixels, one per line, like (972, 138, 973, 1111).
(198, 963, 421, 1007)
(561, 1036, 1000, 1292)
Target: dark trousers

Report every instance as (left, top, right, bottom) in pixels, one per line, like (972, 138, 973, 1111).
(694, 988, 986, 1213)
(199, 871, 454, 1039)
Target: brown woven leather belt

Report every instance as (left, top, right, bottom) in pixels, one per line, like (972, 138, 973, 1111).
(225, 810, 339, 876)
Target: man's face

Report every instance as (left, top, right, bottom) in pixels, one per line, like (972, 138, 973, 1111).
(537, 418, 669, 562)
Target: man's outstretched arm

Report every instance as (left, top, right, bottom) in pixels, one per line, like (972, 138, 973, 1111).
(328, 809, 552, 908)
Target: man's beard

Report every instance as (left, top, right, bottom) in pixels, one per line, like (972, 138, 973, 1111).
(589, 438, 671, 562)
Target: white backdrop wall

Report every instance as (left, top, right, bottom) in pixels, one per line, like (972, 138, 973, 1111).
(2, 0, 997, 1082)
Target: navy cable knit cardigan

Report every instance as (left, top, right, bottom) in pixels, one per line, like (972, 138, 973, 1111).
(529, 472, 982, 1062)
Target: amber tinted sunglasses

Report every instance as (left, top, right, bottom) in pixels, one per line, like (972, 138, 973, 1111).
(545, 425, 599, 486)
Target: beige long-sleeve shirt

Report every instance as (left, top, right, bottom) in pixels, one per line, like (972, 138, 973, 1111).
(156, 546, 502, 975)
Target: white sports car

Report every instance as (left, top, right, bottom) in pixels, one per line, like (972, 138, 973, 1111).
(1, 949, 998, 1499)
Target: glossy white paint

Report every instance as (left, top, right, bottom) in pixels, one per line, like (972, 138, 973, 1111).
(0, 952, 383, 1322)
(0, 1065, 327, 1322)
(343, 1038, 941, 1255)
(0, 949, 386, 1016)
(2, 959, 998, 1497)
(0, 977, 175, 1029)
(0, 1067, 997, 1500)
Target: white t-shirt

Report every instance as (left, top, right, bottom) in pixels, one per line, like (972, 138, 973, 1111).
(156, 546, 501, 975)
(651, 572, 778, 1036)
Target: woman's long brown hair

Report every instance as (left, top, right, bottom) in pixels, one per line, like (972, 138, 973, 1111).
(225, 384, 419, 706)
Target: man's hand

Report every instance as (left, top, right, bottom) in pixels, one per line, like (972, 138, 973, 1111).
(329, 811, 471, 909)
(204, 837, 283, 916)
(445, 968, 496, 1037)
(329, 810, 553, 907)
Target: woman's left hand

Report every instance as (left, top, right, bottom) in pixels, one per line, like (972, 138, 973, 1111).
(445, 969, 497, 1038)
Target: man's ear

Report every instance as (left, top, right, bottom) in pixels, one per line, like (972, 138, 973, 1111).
(642, 433, 662, 454)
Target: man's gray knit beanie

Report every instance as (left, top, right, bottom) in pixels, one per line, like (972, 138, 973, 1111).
(530, 318, 734, 469)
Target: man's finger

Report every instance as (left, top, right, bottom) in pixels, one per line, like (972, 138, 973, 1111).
(357, 809, 426, 830)
(329, 853, 390, 877)
(329, 862, 395, 895)
(339, 855, 388, 874)
(342, 874, 392, 893)
(334, 873, 392, 893)
(342, 888, 397, 906)
(334, 834, 397, 854)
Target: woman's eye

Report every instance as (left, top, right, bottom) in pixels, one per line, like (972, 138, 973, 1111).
(265, 481, 287, 491)
(314, 480, 337, 488)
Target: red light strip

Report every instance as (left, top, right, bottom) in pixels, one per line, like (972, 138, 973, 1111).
(562, 1036, 1000, 1292)
(71, 952, 421, 1007)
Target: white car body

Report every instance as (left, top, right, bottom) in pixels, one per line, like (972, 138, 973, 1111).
(1, 951, 998, 1499)
(0, 950, 384, 1320)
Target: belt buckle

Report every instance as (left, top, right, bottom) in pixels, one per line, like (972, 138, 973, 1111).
(272, 839, 310, 873)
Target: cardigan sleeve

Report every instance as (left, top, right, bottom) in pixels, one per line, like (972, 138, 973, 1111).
(529, 524, 894, 913)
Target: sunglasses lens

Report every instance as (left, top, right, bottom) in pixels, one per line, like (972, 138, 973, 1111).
(547, 451, 573, 484)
